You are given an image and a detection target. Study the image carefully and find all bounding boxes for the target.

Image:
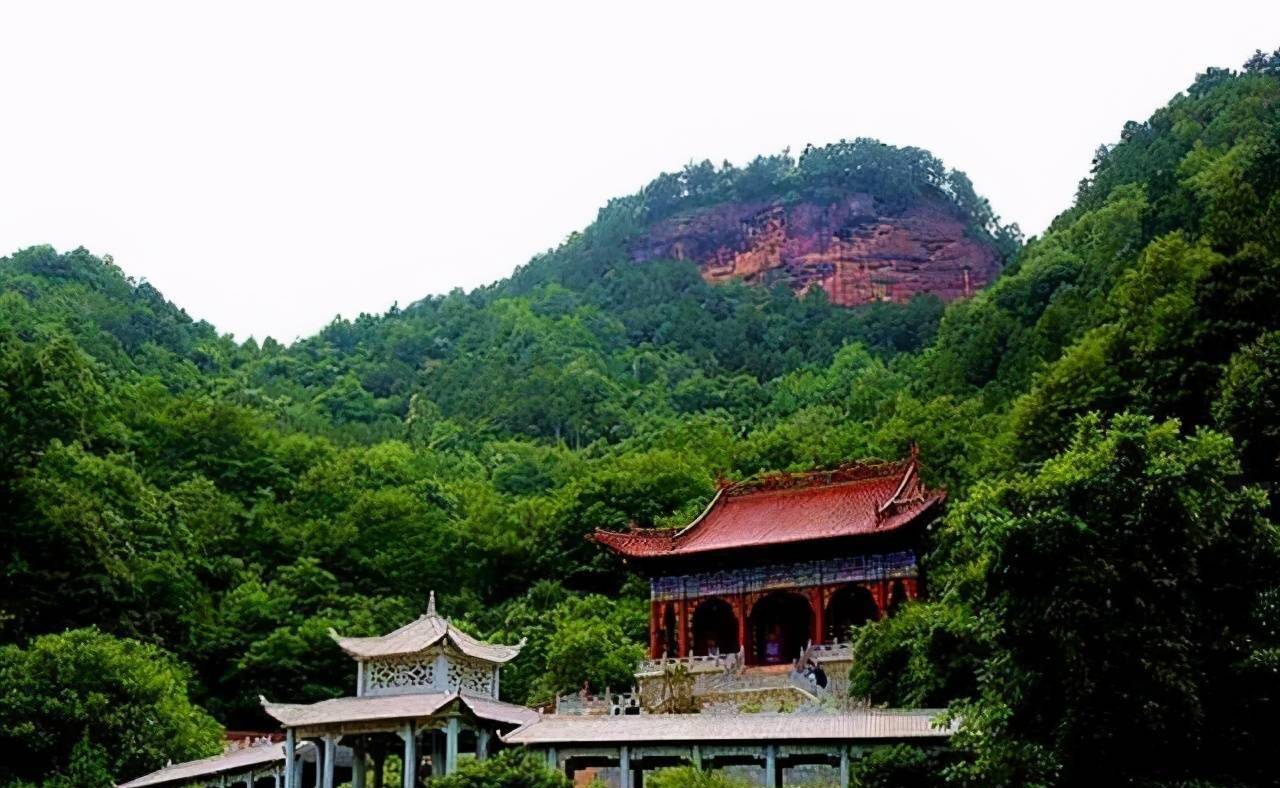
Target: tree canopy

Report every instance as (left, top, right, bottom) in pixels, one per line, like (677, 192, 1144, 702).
(3, 50, 1280, 788)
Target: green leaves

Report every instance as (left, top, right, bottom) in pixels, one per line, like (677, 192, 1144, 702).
(426, 750, 568, 788)
(0, 629, 222, 788)
(946, 415, 1280, 786)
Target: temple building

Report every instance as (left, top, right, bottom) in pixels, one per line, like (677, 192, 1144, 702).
(594, 453, 943, 705)
(117, 456, 953, 788)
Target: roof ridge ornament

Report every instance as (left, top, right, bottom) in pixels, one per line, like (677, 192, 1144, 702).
(426, 590, 437, 617)
(876, 447, 921, 523)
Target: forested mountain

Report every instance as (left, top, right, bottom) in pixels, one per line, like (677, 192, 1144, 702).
(4, 50, 1280, 788)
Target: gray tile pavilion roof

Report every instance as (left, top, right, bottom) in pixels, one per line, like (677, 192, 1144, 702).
(261, 691, 538, 728)
(117, 740, 311, 788)
(503, 709, 954, 745)
(329, 592, 524, 663)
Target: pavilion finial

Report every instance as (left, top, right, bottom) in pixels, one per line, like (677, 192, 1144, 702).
(427, 590, 437, 616)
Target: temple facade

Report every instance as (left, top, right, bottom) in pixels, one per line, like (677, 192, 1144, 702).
(594, 453, 944, 705)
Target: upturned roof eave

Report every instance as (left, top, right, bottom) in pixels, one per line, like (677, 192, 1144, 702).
(592, 495, 943, 562)
(328, 610, 524, 663)
(593, 459, 944, 561)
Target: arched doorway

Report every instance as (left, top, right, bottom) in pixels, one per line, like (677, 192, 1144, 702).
(825, 584, 879, 642)
(748, 592, 812, 665)
(691, 597, 738, 657)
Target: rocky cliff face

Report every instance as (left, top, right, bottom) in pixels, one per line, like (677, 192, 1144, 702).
(630, 194, 1001, 306)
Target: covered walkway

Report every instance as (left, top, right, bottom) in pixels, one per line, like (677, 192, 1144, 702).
(503, 708, 952, 787)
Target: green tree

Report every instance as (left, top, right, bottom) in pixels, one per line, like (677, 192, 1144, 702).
(947, 415, 1280, 787)
(0, 629, 223, 788)
(426, 750, 568, 788)
(848, 602, 987, 708)
(531, 595, 647, 703)
(1214, 330, 1280, 495)
(646, 766, 752, 788)
(849, 745, 952, 788)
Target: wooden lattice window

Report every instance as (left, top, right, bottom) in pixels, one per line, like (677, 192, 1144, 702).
(365, 655, 436, 692)
(446, 658, 494, 696)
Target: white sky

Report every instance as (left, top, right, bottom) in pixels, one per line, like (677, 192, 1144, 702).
(1, 1, 1277, 342)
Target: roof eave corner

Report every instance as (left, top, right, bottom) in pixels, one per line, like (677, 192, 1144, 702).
(590, 529, 636, 557)
(326, 626, 360, 657)
(877, 455, 920, 517)
(259, 695, 286, 724)
(497, 710, 543, 744)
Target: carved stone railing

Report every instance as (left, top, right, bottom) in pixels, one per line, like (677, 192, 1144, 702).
(807, 641, 854, 662)
(698, 668, 823, 699)
(638, 643, 851, 677)
(554, 688, 643, 716)
(635, 653, 736, 676)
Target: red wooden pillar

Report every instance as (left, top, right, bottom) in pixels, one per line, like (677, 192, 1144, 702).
(869, 582, 888, 619)
(676, 599, 690, 658)
(733, 593, 748, 657)
(807, 586, 825, 645)
(902, 577, 920, 601)
(649, 600, 662, 659)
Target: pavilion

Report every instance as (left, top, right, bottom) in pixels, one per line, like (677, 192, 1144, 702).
(261, 592, 536, 788)
(117, 595, 536, 788)
(267, 593, 532, 788)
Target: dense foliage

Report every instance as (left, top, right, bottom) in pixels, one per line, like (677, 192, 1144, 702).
(645, 767, 752, 788)
(0, 629, 222, 788)
(3, 49, 1280, 787)
(426, 751, 568, 788)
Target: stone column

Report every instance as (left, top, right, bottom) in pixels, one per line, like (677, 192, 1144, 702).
(283, 730, 297, 788)
(765, 744, 778, 788)
(398, 723, 417, 788)
(322, 736, 336, 788)
(691, 744, 701, 770)
(618, 745, 632, 788)
(444, 718, 460, 776)
(429, 731, 443, 776)
(476, 729, 491, 761)
(839, 747, 850, 788)
(312, 740, 323, 788)
(351, 738, 366, 788)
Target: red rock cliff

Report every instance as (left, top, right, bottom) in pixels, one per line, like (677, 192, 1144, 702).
(630, 194, 1001, 305)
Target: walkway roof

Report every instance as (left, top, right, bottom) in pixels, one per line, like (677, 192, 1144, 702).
(117, 741, 312, 788)
(503, 708, 953, 745)
(261, 691, 538, 729)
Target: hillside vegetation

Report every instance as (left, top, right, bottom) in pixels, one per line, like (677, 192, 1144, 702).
(3, 50, 1280, 788)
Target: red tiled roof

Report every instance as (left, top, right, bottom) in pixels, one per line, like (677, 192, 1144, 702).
(593, 458, 943, 560)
